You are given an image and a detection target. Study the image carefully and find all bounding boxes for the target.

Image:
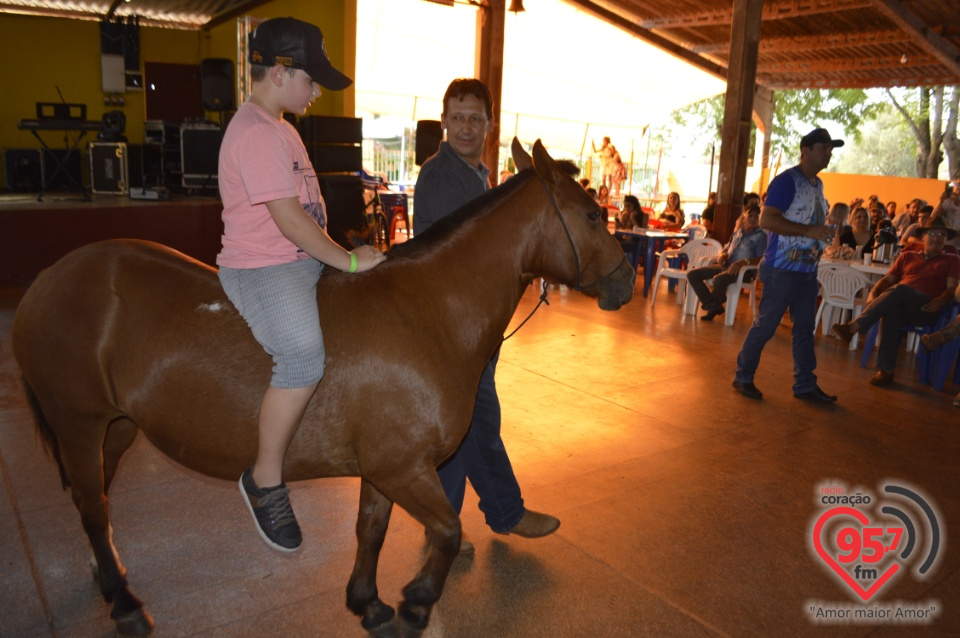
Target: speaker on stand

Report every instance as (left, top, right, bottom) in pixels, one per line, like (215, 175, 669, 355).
(201, 58, 234, 128)
(415, 120, 443, 166)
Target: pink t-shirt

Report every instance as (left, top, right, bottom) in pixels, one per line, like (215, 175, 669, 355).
(217, 100, 326, 268)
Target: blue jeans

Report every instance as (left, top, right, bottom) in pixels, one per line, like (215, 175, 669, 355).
(852, 284, 937, 371)
(735, 264, 820, 394)
(438, 349, 525, 533)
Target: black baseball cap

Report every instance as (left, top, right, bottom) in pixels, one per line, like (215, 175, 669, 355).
(249, 17, 352, 90)
(800, 128, 844, 149)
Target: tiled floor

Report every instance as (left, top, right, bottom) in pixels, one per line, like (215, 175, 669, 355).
(1, 281, 958, 637)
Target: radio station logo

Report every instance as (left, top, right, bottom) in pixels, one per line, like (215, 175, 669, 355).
(805, 480, 943, 625)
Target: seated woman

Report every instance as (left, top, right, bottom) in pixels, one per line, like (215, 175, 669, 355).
(616, 195, 647, 230)
(838, 207, 874, 255)
(828, 202, 851, 249)
(616, 195, 647, 259)
(658, 192, 685, 230)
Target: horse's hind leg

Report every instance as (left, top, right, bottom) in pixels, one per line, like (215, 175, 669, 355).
(57, 416, 154, 636)
(347, 479, 396, 632)
(103, 417, 139, 494)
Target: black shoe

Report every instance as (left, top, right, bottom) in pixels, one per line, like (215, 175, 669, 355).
(794, 386, 838, 403)
(239, 468, 302, 552)
(732, 380, 763, 400)
(701, 307, 724, 321)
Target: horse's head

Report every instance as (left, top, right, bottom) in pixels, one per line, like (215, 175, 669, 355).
(514, 139, 635, 310)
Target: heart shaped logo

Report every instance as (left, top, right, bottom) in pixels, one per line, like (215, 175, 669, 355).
(813, 507, 900, 601)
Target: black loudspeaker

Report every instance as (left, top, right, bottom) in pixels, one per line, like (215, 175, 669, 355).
(127, 144, 165, 188)
(319, 175, 365, 248)
(4, 149, 43, 191)
(180, 124, 222, 190)
(298, 116, 363, 144)
(415, 120, 443, 166)
(201, 58, 234, 111)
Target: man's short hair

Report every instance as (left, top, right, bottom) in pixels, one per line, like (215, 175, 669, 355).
(920, 205, 934, 214)
(442, 78, 494, 120)
(743, 192, 760, 206)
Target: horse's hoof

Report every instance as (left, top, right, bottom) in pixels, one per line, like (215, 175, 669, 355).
(114, 609, 155, 636)
(366, 618, 401, 638)
(398, 602, 431, 632)
(360, 599, 395, 631)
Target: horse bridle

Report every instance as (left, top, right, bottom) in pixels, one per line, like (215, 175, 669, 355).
(532, 171, 628, 291)
(502, 170, 630, 343)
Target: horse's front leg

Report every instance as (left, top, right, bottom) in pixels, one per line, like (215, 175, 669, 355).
(347, 478, 396, 632)
(383, 469, 461, 633)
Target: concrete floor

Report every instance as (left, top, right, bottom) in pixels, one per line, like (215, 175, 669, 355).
(1, 281, 959, 638)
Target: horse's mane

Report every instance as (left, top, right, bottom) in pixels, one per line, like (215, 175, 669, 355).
(387, 168, 535, 259)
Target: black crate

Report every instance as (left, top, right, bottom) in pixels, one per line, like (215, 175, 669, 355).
(88, 142, 128, 194)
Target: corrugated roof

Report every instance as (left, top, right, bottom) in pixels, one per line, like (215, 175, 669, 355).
(4, 0, 959, 88)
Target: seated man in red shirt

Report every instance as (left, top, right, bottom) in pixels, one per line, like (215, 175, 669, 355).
(833, 218, 960, 387)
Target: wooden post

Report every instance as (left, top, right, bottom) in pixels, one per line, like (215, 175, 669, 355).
(476, 0, 506, 187)
(714, 0, 762, 244)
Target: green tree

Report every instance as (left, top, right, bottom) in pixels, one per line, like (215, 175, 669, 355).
(829, 107, 915, 177)
(662, 88, 877, 165)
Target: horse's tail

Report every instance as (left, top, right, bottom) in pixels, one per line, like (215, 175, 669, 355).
(21, 376, 70, 490)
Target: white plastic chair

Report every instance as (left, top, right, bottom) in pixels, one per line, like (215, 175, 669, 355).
(684, 264, 760, 325)
(650, 238, 722, 309)
(685, 225, 708, 240)
(815, 264, 871, 350)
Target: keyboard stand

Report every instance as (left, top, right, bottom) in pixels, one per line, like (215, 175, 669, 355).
(27, 128, 92, 202)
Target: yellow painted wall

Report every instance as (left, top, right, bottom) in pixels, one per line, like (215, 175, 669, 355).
(820, 172, 950, 211)
(0, 2, 354, 159)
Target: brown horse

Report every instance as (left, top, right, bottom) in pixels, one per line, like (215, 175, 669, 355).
(12, 140, 634, 636)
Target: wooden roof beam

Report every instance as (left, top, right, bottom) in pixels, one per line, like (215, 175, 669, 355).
(765, 73, 960, 89)
(760, 53, 936, 73)
(640, 0, 871, 30)
(690, 29, 908, 54)
(870, 0, 960, 76)
(565, 0, 727, 80)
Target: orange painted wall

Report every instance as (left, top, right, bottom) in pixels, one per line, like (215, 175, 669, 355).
(820, 172, 950, 211)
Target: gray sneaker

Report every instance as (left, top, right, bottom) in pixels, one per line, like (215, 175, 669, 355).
(239, 468, 302, 552)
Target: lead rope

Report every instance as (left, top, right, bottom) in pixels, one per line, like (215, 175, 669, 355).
(502, 278, 550, 342)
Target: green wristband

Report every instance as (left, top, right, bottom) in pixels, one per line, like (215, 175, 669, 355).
(348, 252, 358, 273)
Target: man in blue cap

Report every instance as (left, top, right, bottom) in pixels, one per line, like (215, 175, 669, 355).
(732, 127, 842, 402)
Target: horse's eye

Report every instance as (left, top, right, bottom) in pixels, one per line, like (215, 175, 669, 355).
(588, 210, 601, 221)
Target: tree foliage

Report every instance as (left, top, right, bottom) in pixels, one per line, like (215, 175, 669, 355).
(660, 86, 960, 179)
(830, 107, 915, 177)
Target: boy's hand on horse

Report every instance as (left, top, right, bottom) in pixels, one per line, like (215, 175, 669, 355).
(351, 245, 386, 272)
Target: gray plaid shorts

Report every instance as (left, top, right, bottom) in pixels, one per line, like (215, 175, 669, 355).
(219, 259, 325, 388)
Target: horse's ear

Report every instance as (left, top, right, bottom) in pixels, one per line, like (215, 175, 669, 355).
(512, 137, 532, 171)
(531, 139, 558, 185)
